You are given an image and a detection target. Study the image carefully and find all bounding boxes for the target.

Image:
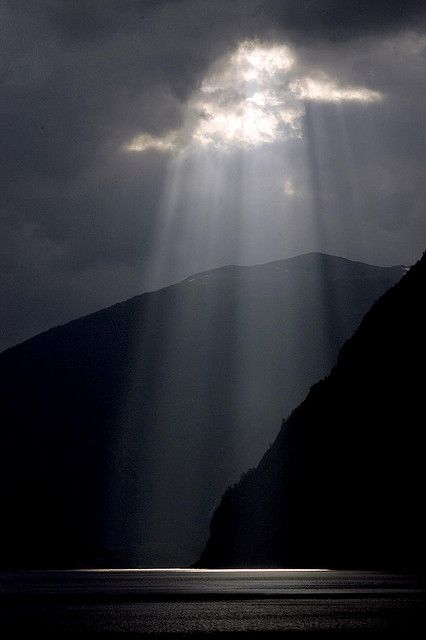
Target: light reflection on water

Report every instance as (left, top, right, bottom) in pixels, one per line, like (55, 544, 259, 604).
(1, 569, 425, 597)
(1, 570, 426, 634)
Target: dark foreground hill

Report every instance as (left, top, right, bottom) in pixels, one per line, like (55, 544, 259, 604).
(0, 253, 404, 568)
(196, 252, 426, 569)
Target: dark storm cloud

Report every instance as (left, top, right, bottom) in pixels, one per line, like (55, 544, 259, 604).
(46, 0, 155, 41)
(258, 0, 426, 41)
(45, 1, 426, 43)
(1, 0, 426, 350)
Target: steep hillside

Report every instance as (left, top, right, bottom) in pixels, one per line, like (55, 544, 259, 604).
(197, 253, 425, 569)
(0, 253, 404, 567)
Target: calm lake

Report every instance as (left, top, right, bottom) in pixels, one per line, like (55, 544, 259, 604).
(1, 569, 425, 633)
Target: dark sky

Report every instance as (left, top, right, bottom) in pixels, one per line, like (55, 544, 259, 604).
(1, 0, 426, 351)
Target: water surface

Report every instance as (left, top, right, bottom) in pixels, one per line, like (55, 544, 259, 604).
(1, 569, 425, 633)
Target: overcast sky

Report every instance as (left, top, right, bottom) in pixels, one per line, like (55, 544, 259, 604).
(1, 0, 426, 351)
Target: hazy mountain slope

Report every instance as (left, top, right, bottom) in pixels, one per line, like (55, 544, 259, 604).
(196, 252, 425, 569)
(0, 253, 404, 568)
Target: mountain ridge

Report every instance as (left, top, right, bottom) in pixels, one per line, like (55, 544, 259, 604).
(196, 251, 426, 569)
(0, 252, 405, 568)
(1, 253, 404, 356)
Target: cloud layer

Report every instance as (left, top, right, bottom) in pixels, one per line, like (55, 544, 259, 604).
(125, 39, 383, 151)
(1, 1, 426, 350)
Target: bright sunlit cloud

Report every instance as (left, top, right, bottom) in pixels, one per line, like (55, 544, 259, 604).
(125, 130, 179, 152)
(289, 76, 382, 103)
(125, 40, 383, 153)
(204, 41, 295, 88)
(192, 98, 284, 148)
(283, 179, 296, 196)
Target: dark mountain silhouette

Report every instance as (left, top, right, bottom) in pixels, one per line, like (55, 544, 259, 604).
(0, 253, 404, 568)
(196, 252, 426, 570)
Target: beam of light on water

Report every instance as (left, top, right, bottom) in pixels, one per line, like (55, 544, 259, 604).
(70, 567, 332, 572)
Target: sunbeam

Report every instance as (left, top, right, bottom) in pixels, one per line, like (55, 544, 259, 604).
(103, 37, 394, 566)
